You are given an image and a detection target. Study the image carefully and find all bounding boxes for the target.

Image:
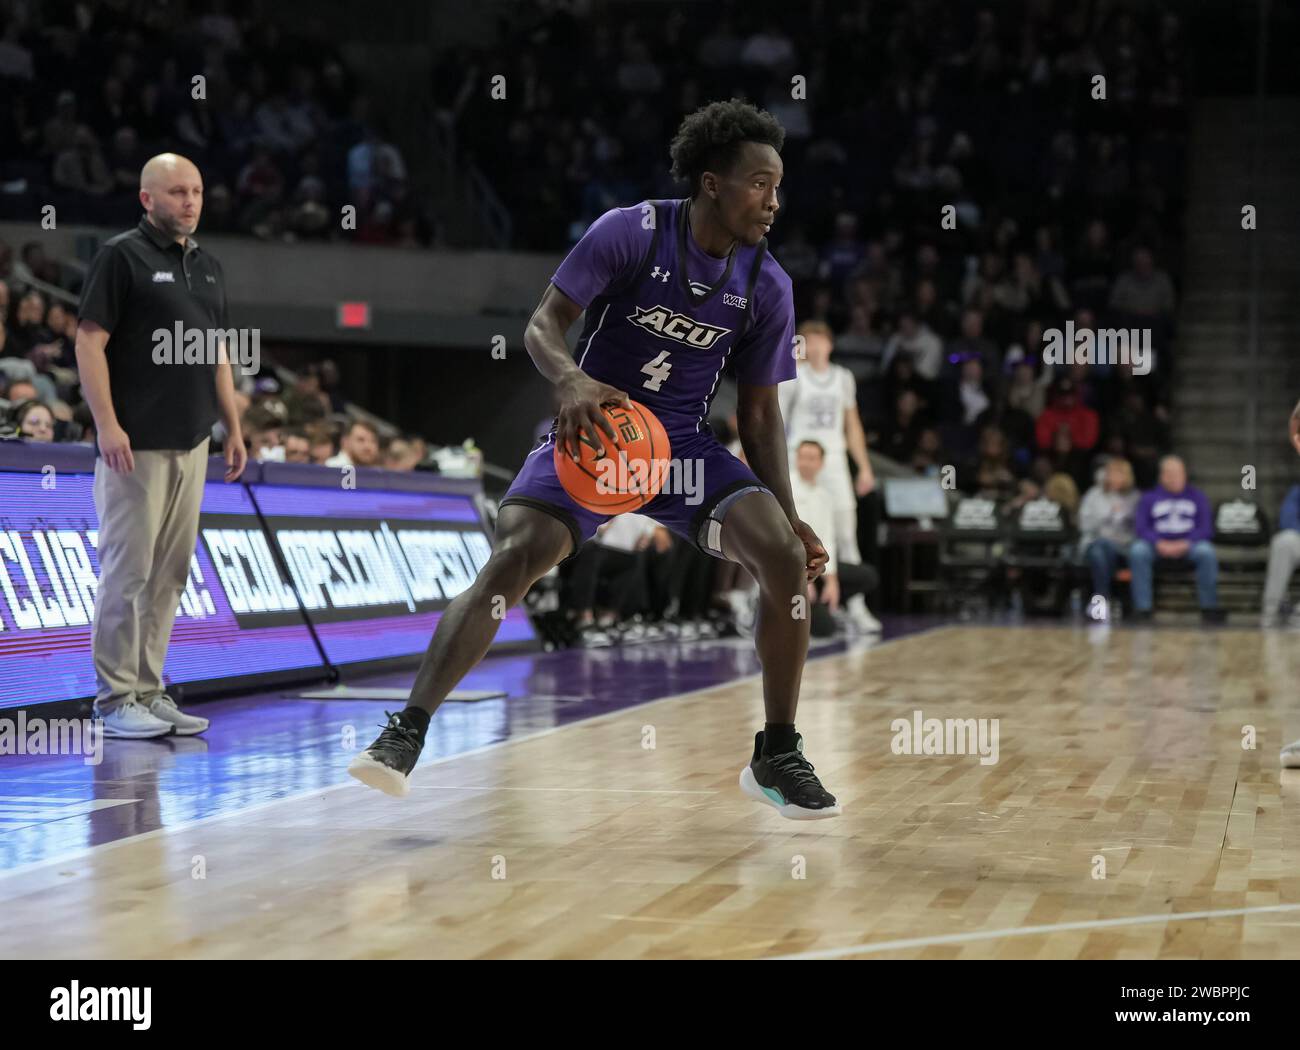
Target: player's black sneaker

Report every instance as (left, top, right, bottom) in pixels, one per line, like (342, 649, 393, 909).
(739, 731, 842, 820)
(348, 711, 424, 798)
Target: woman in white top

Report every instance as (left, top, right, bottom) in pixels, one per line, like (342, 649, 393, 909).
(1079, 457, 1140, 601)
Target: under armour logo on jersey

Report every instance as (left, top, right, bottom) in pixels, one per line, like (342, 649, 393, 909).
(650, 266, 670, 282)
(205, 274, 216, 283)
(627, 304, 731, 348)
(152, 271, 175, 282)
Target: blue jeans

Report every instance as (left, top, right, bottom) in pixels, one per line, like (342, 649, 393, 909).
(1084, 538, 1126, 597)
(1128, 539, 1219, 611)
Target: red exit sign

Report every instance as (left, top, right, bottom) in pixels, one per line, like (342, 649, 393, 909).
(337, 302, 371, 329)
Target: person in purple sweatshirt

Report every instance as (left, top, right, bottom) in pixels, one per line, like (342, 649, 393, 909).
(347, 100, 842, 819)
(1128, 455, 1224, 622)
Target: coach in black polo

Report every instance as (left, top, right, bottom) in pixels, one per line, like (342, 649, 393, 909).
(76, 153, 247, 740)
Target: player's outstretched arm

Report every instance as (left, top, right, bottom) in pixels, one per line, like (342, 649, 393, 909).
(1290, 397, 1300, 456)
(524, 283, 629, 459)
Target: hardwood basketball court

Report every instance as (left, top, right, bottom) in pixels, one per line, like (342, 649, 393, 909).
(3, 624, 1299, 959)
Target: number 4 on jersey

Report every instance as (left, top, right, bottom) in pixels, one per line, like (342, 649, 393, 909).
(641, 350, 673, 391)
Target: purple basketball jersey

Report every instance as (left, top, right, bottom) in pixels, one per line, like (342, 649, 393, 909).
(552, 198, 796, 434)
(502, 198, 797, 559)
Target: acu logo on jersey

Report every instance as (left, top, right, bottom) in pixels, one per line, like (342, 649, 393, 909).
(627, 304, 731, 349)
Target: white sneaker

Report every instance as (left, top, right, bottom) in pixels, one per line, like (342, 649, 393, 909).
(97, 699, 174, 739)
(1282, 740, 1300, 768)
(727, 590, 757, 635)
(145, 693, 210, 736)
(846, 594, 882, 633)
(579, 625, 616, 648)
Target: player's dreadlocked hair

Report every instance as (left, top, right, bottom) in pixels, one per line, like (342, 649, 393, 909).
(668, 98, 785, 196)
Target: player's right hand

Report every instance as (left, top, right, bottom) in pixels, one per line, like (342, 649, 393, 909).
(556, 373, 630, 460)
(99, 422, 135, 474)
(791, 519, 828, 582)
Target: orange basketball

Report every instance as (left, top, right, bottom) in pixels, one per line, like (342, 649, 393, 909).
(554, 399, 672, 513)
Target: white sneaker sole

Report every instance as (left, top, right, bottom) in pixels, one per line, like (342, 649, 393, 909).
(738, 765, 842, 820)
(348, 752, 412, 797)
(167, 720, 209, 736)
(100, 721, 173, 739)
(1281, 741, 1300, 769)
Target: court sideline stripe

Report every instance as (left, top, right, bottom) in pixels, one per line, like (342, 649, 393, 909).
(767, 902, 1300, 959)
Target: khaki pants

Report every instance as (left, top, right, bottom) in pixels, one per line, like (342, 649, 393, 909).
(92, 440, 209, 714)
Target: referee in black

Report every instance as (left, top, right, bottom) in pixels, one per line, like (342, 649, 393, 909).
(75, 153, 247, 738)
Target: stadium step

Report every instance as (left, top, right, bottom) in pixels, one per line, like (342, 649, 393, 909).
(1171, 96, 1300, 517)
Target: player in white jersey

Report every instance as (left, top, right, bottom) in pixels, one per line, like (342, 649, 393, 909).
(777, 320, 880, 631)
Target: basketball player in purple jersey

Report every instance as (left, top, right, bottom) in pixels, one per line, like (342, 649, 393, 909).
(349, 100, 841, 819)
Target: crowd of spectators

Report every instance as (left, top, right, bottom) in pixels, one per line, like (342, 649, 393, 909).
(2, 0, 1204, 625)
(436, 1, 1188, 248)
(434, 0, 1189, 522)
(0, 0, 451, 456)
(0, 243, 443, 472)
(233, 366, 441, 472)
(0, 0, 434, 245)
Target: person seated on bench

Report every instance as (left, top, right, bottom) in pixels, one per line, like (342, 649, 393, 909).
(1080, 457, 1139, 608)
(1129, 455, 1224, 623)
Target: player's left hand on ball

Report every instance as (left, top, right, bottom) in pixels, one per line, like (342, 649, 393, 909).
(791, 519, 828, 581)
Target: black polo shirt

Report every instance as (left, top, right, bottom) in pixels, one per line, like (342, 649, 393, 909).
(79, 216, 228, 452)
